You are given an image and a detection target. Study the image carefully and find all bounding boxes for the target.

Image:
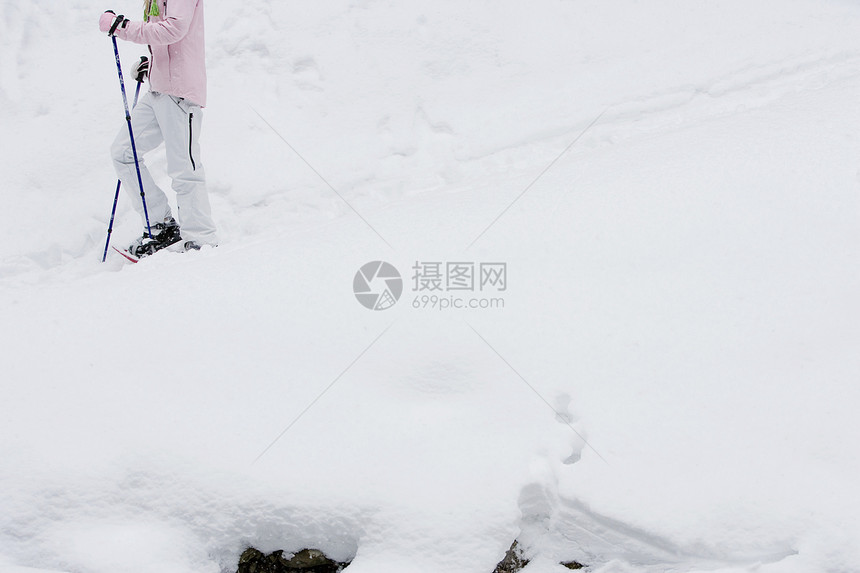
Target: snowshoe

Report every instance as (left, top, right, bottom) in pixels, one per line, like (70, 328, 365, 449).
(128, 217, 182, 258)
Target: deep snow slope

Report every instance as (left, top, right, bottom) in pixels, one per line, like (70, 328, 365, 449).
(2, 1, 860, 572)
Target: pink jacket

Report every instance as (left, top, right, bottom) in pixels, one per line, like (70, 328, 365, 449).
(109, 0, 207, 107)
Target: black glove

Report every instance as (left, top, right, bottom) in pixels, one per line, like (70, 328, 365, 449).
(132, 56, 149, 83)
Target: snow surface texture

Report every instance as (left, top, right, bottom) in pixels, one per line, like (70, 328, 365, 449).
(2, 1, 860, 572)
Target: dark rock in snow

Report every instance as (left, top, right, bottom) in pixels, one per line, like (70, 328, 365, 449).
(492, 540, 587, 572)
(237, 547, 349, 573)
(493, 540, 529, 573)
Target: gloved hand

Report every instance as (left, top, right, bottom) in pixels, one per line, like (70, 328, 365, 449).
(132, 56, 149, 82)
(99, 10, 128, 36)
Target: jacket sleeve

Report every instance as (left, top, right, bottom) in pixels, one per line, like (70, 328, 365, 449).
(115, 0, 197, 46)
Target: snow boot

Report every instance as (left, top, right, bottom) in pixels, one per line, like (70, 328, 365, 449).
(128, 217, 182, 258)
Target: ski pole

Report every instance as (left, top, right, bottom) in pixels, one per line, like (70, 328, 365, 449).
(102, 79, 142, 262)
(112, 37, 152, 238)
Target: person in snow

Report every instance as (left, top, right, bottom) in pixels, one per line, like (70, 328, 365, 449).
(100, 0, 218, 256)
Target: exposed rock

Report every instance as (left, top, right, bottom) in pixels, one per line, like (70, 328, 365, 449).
(237, 547, 349, 573)
(287, 549, 338, 569)
(492, 540, 587, 572)
(493, 540, 529, 573)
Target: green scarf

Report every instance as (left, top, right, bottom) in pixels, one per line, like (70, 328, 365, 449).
(144, 0, 160, 21)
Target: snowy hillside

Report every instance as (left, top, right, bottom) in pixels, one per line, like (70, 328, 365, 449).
(2, 1, 860, 572)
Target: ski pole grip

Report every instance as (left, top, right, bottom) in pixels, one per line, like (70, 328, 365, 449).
(109, 14, 125, 36)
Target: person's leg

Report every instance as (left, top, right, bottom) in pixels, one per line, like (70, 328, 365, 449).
(110, 91, 172, 229)
(156, 95, 218, 246)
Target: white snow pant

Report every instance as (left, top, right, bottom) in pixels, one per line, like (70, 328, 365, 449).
(111, 91, 218, 245)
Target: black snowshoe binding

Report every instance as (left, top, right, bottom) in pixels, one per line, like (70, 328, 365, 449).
(128, 217, 182, 258)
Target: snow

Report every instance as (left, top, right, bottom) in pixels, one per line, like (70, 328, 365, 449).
(2, 1, 860, 572)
